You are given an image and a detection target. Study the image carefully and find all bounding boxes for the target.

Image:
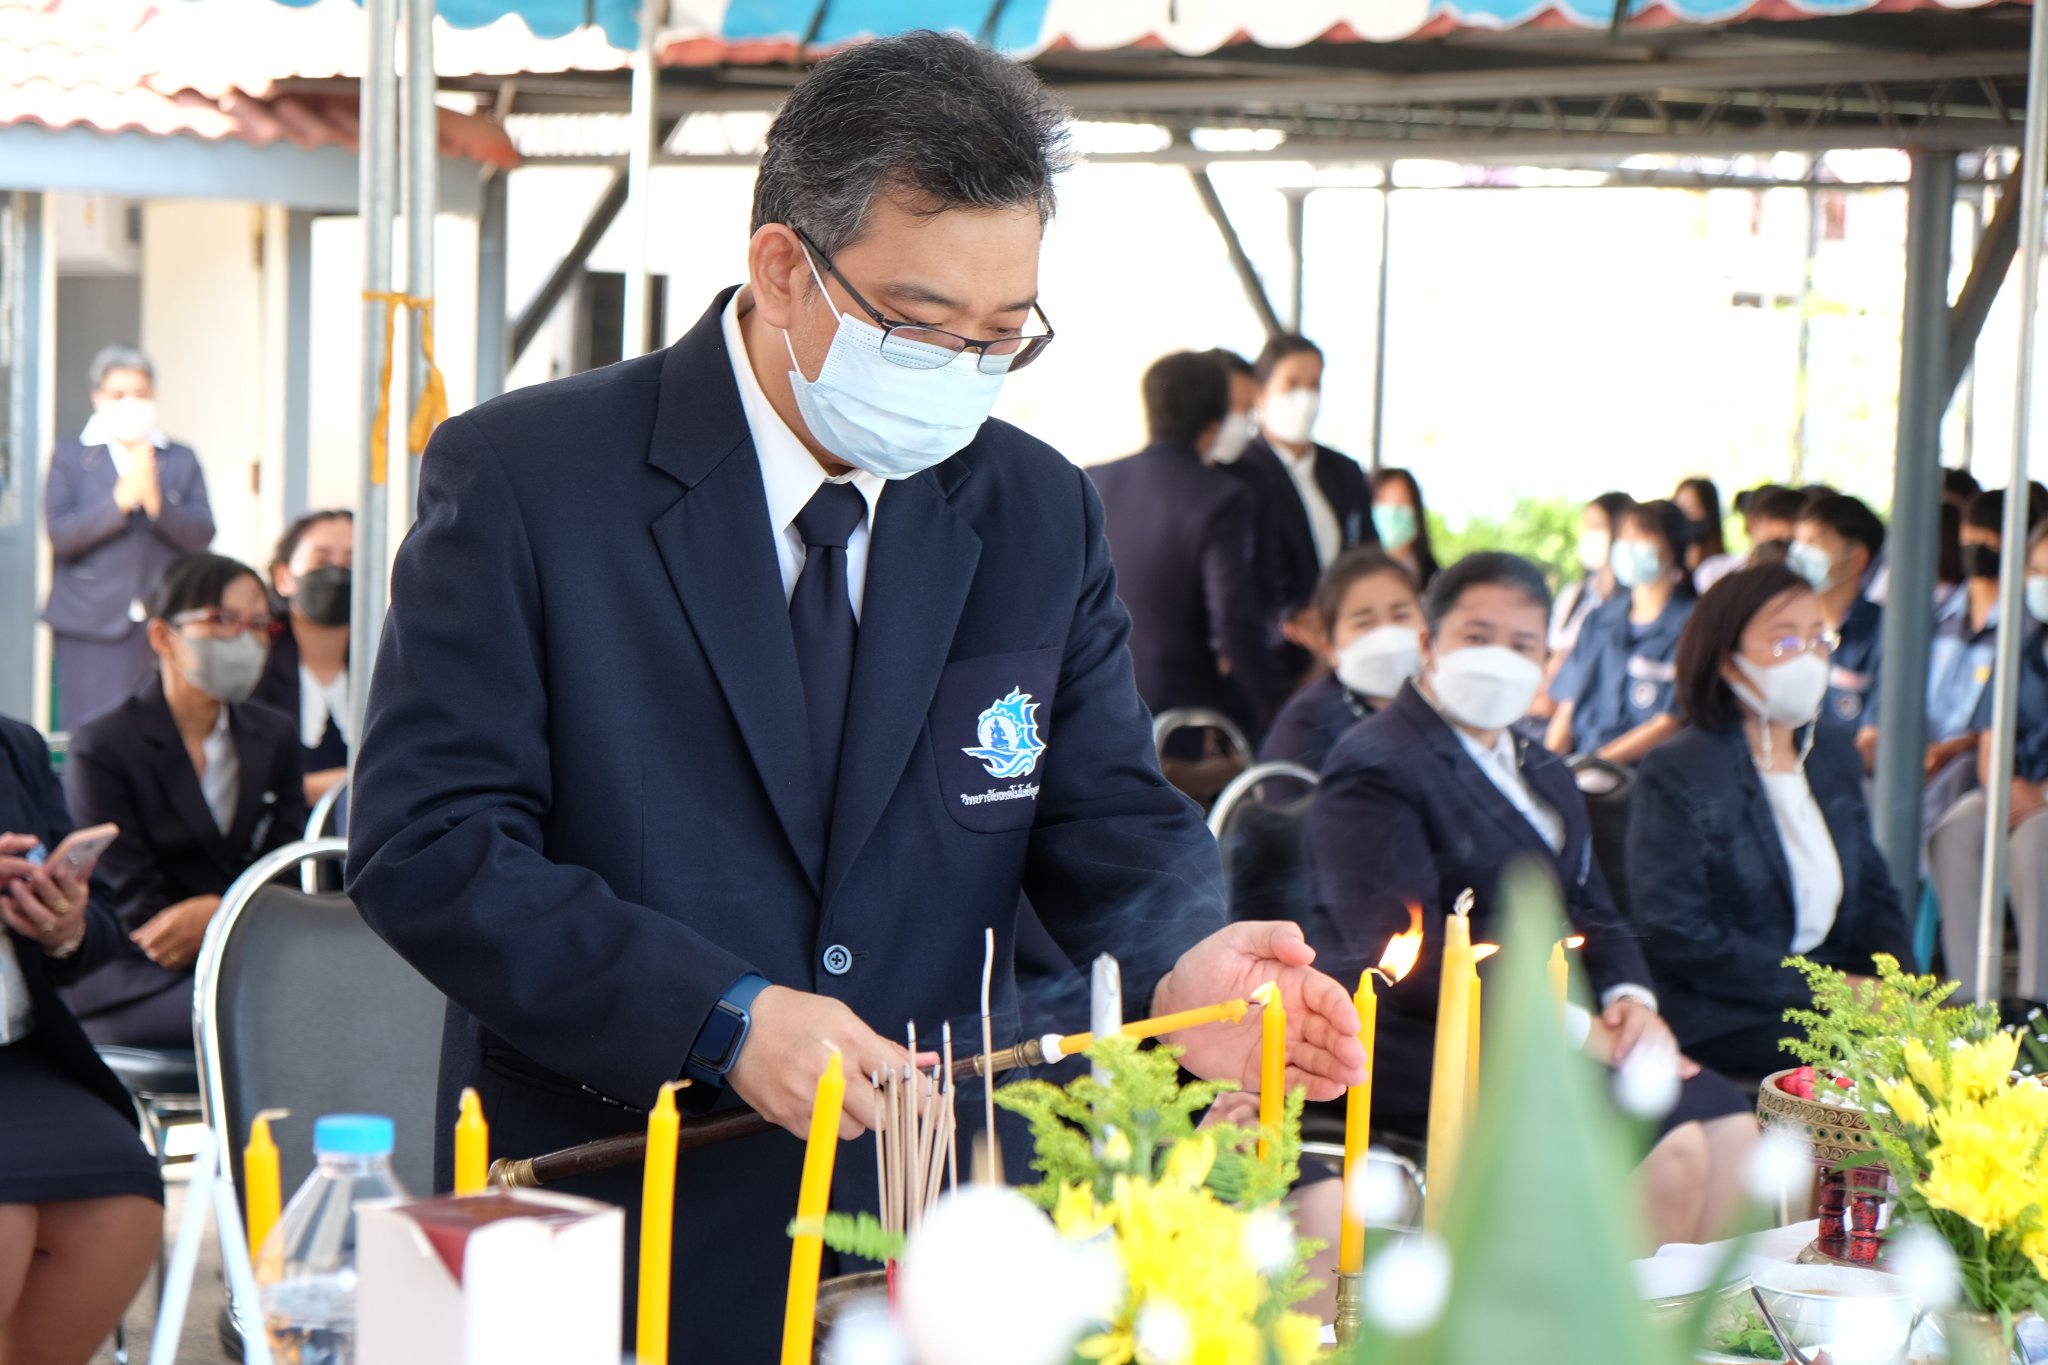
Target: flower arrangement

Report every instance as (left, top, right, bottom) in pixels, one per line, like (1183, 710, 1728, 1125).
(1863, 1029, 2048, 1327)
(995, 1036, 1324, 1365)
(1777, 954, 2002, 1105)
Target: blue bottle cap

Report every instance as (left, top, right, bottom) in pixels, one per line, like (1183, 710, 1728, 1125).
(313, 1114, 396, 1156)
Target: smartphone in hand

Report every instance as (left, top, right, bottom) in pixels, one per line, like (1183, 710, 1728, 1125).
(43, 823, 119, 882)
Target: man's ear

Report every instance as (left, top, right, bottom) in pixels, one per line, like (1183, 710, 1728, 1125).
(747, 224, 811, 333)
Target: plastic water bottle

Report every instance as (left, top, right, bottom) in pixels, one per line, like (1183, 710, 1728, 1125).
(259, 1114, 407, 1365)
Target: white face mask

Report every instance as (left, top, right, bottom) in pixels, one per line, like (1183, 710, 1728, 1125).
(1206, 411, 1255, 466)
(2027, 575, 2048, 623)
(1730, 652, 1829, 728)
(1787, 540, 1839, 594)
(1335, 624, 1422, 701)
(783, 252, 1009, 480)
(95, 397, 158, 446)
(1578, 529, 1612, 573)
(1611, 540, 1665, 590)
(1429, 645, 1544, 731)
(1261, 389, 1320, 447)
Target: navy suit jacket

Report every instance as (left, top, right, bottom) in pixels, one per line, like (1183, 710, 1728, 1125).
(42, 438, 213, 641)
(1306, 683, 1649, 1135)
(1224, 436, 1373, 633)
(0, 716, 136, 1126)
(345, 290, 1224, 1357)
(1626, 724, 1913, 1049)
(1259, 672, 1371, 772)
(1088, 438, 1292, 728)
(60, 678, 306, 1022)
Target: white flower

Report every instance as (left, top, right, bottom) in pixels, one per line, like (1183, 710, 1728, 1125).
(1612, 1044, 1681, 1120)
(1364, 1233, 1452, 1336)
(823, 1298, 910, 1365)
(1346, 1157, 1414, 1229)
(1133, 1299, 1193, 1365)
(1746, 1130, 1812, 1205)
(1889, 1225, 1962, 1312)
(1242, 1206, 1297, 1276)
(898, 1186, 1094, 1365)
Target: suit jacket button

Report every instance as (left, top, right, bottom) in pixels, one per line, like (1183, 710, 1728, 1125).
(821, 944, 854, 977)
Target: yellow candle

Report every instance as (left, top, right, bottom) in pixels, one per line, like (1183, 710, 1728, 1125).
(1549, 941, 1569, 1018)
(244, 1110, 284, 1260)
(1338, 970, 1375, 1274)
(1056, 996, 1250, 1056)
(782, 1048, 846, 1365)
(1423, 912, 1473, 1232)
(454, 1087, 489, 1196)
(1256, 982, 1286, 1159)
(1466, 969, 1483, 1117)
(637, 1081, 682, 1365)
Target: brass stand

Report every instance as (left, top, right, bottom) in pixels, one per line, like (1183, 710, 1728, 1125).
(1334, 1270, 1366, 1350)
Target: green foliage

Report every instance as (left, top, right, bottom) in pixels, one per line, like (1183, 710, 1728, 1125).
(1427, 495, 1584, 588)
(1779, 953, 2001, 1086)
(992, 1036, 1299, 1211)
(788, 1210, 903, 1266)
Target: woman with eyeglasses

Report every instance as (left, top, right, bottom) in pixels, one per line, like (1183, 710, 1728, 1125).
(1626, 564, 1914, 1079)
(58, 553, 308, 1047)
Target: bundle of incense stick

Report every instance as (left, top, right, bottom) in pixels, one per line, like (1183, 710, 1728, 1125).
(873, 1022, 960, 1242)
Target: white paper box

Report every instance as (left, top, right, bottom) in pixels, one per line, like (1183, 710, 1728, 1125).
(357, 1190, 623, 1365)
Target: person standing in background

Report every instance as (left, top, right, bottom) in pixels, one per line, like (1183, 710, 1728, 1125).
(252, 510, 355, 806)
(1222, 333, 1375, 685)
(1370, 467, 1441, 590)
(42, 348, 214, 733)
(1202, 348, 1260, 468)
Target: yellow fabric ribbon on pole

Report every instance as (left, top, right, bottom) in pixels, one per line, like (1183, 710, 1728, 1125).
(363, 290, 451, 487)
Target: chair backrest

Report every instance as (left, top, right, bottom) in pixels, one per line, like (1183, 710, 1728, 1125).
(1568, 755, 1638, 922)
(302, 781, 349, 891)
(1151, 707, 1255, 807)
(1150, 707, 1252, 765)
(1207, 762, 1320, 924)
(195, 839, 445, 1210)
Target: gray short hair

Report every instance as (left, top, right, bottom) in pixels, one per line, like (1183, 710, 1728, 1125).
(751, 30, 1072, 258)
(89, 346, 153, 391)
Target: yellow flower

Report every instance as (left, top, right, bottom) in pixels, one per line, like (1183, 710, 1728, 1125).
(1162, 1133, 1216, 1191)
(1876, 1076, 1931, 1129)
(1949, 1032, 2023, 1102)
(1267, 1311, 1325, 1365)
(1056, 1182, 1113, 1242)
(1904, 1039, 1945, 1100)
(1103, 1129, 1134, 1165)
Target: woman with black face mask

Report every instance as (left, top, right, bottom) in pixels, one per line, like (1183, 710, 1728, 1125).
(252, 509, 354, 806)
(59, 554, 308, 1047)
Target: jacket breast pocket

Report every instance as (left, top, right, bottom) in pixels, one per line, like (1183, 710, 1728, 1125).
(930, 648, 1061, 833)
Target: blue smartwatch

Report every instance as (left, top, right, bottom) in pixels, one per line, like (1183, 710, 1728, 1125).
(685, 973, 770, 1087)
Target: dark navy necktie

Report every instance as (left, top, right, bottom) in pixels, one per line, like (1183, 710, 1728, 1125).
(790, 480, 866, 814)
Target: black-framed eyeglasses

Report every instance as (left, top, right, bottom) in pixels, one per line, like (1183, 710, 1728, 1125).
(792, 227, 1056, 375)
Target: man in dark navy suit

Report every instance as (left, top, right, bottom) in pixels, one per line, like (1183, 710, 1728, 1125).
(1221, 334, 1375, 685)
(346, 32, 1365, 1359)
(1089, 351, 1290, 737)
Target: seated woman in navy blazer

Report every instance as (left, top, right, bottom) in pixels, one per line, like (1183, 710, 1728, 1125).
(0, 713, 162, 1362)
(1307, 552, 1756, 1248)
(1260, 548, 1424, 772)
(60, 553, 308, 1048)
(1627, 563, 1915, 1079)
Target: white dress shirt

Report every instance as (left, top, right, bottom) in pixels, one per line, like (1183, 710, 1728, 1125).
(0, 935, 31, 1044)
(200, 708, 239, 835)
(1278, 445, 1343, 569)
(1758, 766, 1845, 953)
(721, 293, 885, 621)
(299, 665, 351, 752)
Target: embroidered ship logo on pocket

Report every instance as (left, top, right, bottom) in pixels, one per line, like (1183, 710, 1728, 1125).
(962, 687, 1046, 780)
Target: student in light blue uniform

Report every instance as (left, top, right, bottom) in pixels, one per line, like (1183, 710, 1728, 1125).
(1788, 493, 1885, 772)
(1546, 498, 1695, 764)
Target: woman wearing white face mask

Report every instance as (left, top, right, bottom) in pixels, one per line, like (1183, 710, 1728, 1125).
(1629, 565, 1914, 1078)
(1547, 498, 1696, 766)
(41, 347, 216, 733)
(1306, 551, 1757, 1247)
(1260, 549, 1425, 772)
(58, 554, 308, 1048)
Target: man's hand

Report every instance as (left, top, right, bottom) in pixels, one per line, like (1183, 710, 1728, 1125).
(1152, 921, 1367, 1102)
(727, 986, 931, 1141)
(129, 447, 162, 519)
(130, 894, 221, 970)
(0, 833, 88, 958)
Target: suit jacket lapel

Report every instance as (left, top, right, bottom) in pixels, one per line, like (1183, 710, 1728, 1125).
(1312, 447, 1360, 544)
(1731, 731, 1797, 915)
(222, 710, 276, 858)
(1399, 687, 1557, 867)
(138, 681, 238, 875)
(823, 468, 982, 903)
(645, 291, 826, 892)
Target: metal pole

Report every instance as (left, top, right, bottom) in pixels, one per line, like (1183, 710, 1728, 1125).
(1188, 163, 1284, 339)
(621, 0, 662, 360)
(1283, 188, 1308, 332)
(476, 169, 508, 402)
(404, 0, 437, 522)
(1791, 167, 1824, 484)
(1976, 2, 2048, 1004)
(351, 0, 398, 756)
(1368, 170, 1393, 474)
(1872, 150, 1956, 915)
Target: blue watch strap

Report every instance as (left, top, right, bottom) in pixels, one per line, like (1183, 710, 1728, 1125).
(684, 972, 770, 1087)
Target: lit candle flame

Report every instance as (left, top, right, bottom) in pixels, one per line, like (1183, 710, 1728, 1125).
(1378, 927, 1424, 984)
(1471, 944, 1501, 962)
(1250, 981, 1278, 1006)
(1562, 935, 1586, 949)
